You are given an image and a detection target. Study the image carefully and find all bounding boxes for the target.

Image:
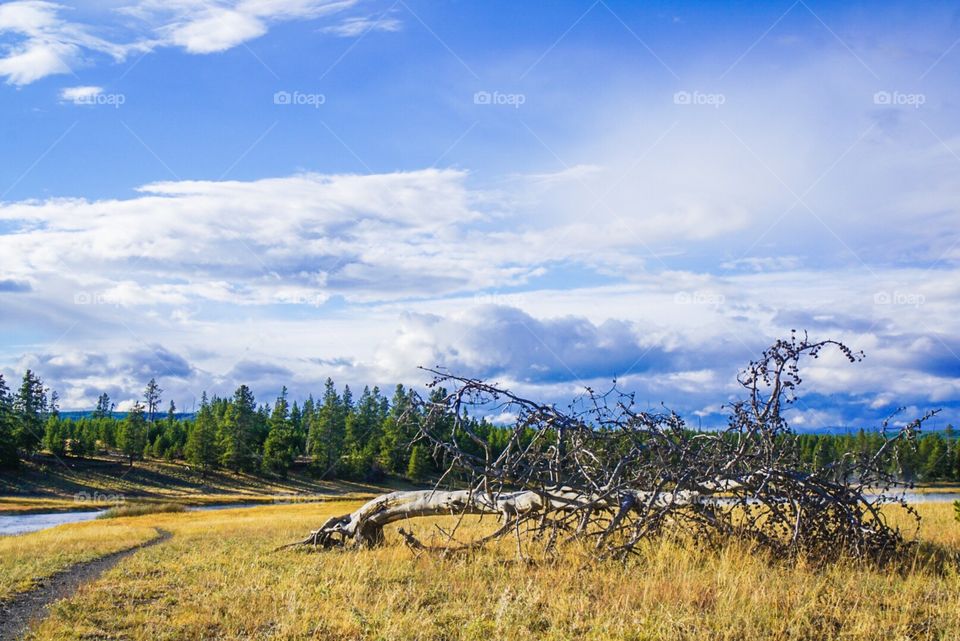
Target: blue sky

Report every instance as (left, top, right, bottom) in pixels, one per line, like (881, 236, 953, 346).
(0, 0, 959, 430)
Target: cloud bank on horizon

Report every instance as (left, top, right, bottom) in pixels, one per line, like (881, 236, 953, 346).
(0, 0, 958, 430)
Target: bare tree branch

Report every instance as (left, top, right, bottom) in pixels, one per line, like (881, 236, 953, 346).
(285, 332, 931, 564)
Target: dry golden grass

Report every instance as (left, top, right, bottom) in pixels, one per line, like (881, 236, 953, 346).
(0, 520, 158, 601)
(12, 501, 960, 640)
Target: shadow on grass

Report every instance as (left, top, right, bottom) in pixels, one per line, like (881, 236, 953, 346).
(0, 454, 415, 505)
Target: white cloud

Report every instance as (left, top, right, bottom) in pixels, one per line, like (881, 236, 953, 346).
(320, 15, 402, 37)
(59, 84, 101, 102)
(0, 163, 958, 417)
(0, 169, 518, 307)
(0, 0, 378, 84)
(0, 1, 133, 85)
(0, 38, 73, 84)
(163, 7, 267, 54)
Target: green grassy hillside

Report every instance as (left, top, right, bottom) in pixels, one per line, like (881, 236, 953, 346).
(0, 454, 408, 514)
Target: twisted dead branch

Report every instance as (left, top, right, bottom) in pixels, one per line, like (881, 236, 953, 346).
(286, 332, 931, 563)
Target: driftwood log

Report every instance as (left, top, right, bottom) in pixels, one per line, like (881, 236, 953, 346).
(285, 332, 931, 563)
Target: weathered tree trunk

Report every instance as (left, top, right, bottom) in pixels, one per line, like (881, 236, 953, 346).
(283, 487, 701, 550)
(283, 335, 925, 563)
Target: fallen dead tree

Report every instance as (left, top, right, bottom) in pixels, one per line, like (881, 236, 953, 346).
(285, 332, 932, 563)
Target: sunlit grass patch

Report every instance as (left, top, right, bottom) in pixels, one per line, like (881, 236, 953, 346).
(0, 520, 158, 601)
(18, 501, 960, 640)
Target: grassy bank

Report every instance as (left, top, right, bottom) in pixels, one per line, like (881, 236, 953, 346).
(0, 454, 408, 514)
(12, 501, 960, 640)
(0, 520, 159, 601)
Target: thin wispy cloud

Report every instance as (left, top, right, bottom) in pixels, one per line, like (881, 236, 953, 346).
(320, 15, 401, 37)
(0, 0, 373, 84)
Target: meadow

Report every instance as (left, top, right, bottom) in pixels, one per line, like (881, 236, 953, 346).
(0, 455, 402, 514)
(3, 500, 958, 640)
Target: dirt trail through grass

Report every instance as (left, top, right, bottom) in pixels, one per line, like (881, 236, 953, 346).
(0, 528, 172, 641)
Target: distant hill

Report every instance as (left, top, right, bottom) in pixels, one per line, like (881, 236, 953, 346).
(57, 411, 197, 420)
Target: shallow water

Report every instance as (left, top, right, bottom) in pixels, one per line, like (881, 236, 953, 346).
(0, 502, 265, 536)
(0, 510, 106, 536)
(885, 492, 960, 503)
(2, 492, 957, 536)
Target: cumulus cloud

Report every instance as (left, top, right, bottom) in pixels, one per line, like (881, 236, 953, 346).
(0, 169, 517, 306)
(6, 344, 196, 410)
(0, 162, 958, 425)
(377, 306, 647, 384)
(158, 6, 268, 54)
(376, 304, 744, 386)
(0, 166, 769, 313)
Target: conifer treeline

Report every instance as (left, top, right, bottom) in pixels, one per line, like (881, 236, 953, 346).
(0, 370, 458, 480)
(1, 369, 959, 483)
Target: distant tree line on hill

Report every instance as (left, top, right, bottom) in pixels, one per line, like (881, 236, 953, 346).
(0, 370, 469, 481)
(0, 369, 958, 484)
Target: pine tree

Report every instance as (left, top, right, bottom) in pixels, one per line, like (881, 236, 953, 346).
(93, 393, 113, 419)
(298, 396, 314, 455)
(922, 435, 949, 481)
(219, 385, 258, 472)
(0, 375, 18, 468)
(43, 415, 67, 457)
(13, 370, 46, 454)
(307, 378, 345, 478)
(72, 418, 97, 457)
(406, 443, 430, 481)
(342, 386, 387, 479)
(378, 384, 414, 474)
(812, 437, 833, 473)
(289, 400, 302, 448)
(262, 387, 296, 477)
(98, 416, 117, 449)
(48, 390, 59, 418)
(143, 378, 163, 423)
(117, 401, 147, 466)
(186, 393, 219, 473)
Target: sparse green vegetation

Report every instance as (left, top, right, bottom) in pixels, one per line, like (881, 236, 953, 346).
(97, 502, 185, 519)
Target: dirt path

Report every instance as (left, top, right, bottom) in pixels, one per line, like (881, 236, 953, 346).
(0, 528, 172, 640)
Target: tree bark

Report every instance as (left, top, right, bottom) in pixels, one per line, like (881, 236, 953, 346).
(284, 487, 701, 550)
